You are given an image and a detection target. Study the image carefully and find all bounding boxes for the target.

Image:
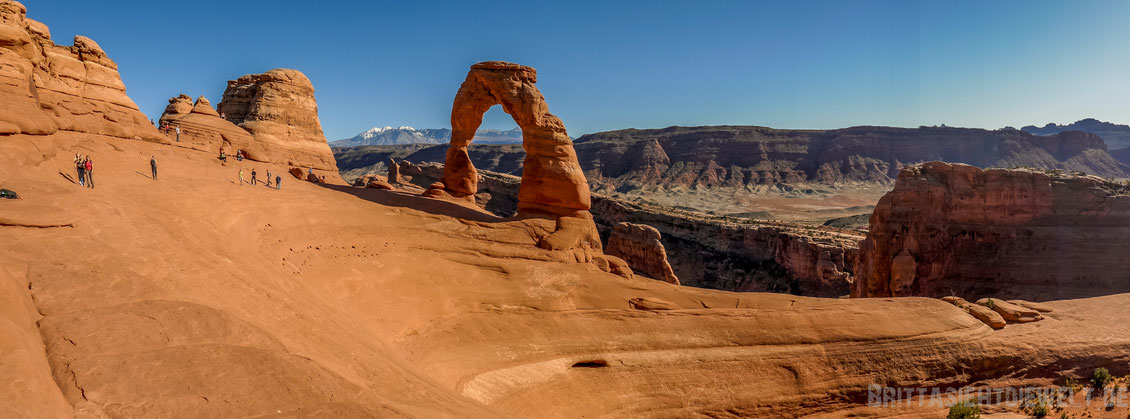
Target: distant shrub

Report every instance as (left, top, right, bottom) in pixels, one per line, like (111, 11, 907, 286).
(1031, 398, 1048, 418)
(1093, 367, 1113, 389)
(947, 400, 980, 419)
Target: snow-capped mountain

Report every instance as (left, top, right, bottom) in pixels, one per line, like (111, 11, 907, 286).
(331, 126, 524, 147)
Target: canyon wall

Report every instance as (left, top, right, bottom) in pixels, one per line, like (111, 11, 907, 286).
(392, 161, 858, 296)
(218, 69, 338, 171)
(0, 0, 159, 141)
(853, 162, 1130, 300)
(334, 125, 1129, 193)
(591, 197, 858, 297)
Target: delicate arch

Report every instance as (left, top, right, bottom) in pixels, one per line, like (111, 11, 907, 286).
(442, 61, 591, 214)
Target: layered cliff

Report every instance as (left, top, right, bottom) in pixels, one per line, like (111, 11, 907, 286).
(0, 0, 159, 141)
(853, 162, 1130, 300)
(335, 125, 1129, 191)
(218, 69, 338, 171)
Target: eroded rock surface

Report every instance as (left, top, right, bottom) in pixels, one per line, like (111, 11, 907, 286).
(0, 1, 159, 141)
(605, 222, 680, 284)
(854, 161, 1130, 300)
(218, 69, 338, 171)
(159, 95, 263, 160)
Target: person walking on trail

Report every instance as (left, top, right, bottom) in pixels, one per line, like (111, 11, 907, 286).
(175, 126, 180, 142)
(265, 170, 272, 188)
(74, 153, 85, 186)
(150, 156, 158, 180)
(251, 168, 257, 185)
(275, 174, 281, 190)
(238, 169, 244, 186)
(84, 158, 94, 189)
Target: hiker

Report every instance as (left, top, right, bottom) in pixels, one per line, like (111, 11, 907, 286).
(251, 168, 257, 185)
(175, 126, 180, 142)
(238, 169, 244, 186)
(218, 149, 227, 163)
(236, 148, 243, 161)
(150, 156, 157, 180)
(265, 170, 272, 187)
(275, 174, 281, 190)
(74, 153, 85, 186)
(84, 158, 93, 189)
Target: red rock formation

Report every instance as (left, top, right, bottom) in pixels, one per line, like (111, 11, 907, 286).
(440, 62, 591, 213)
(217, 69, 338, 171)
(854, 161, 1130, 300)
(435, 61, 600, 251)
(158, 94, 193, 125)
(976, 298, 1041, 323)
(0, 1, 159, 141)
(941, 296, 1006, 330)
(605, 222, 680, 285)
(387, 158, 400, 184)
(159, 96, 264, 160)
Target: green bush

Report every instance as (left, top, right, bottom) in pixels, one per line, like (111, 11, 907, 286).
(947, 400, 980, 419)
(1031, 399, 1048, 418)
(1093, 367, 1113, 389)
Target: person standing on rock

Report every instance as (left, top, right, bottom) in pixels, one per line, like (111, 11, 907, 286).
(175, 126, 180, 142)
(238, 169, 244, 186)
(265, 170, 272, 188)
(150, 156, 158, 180)
(275, 174, 281, 190)
(84, 157, 94, 189)
(251, 168, 257, 185)
(74, 153, 85, 186)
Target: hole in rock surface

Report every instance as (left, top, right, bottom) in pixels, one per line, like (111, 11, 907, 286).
(571, 360, 609, 368)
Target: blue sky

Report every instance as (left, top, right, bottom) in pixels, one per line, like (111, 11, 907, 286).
(23, 0, 1130, 140)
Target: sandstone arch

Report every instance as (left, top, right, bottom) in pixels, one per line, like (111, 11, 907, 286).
(442, 61, 591, 214)
(433, 61, 600, 251)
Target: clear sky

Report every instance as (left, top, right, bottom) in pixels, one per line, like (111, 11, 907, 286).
(22, 0, 1130, 140)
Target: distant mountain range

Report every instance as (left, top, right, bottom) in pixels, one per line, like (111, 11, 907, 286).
(1022, 118, 1130, 150)
(335, 125, 1130, 190)
(331, 126, 523, 147)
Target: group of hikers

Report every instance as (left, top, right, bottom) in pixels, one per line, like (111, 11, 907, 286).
(73, 154, 95, 188)
(158, 122, 180, 142)
(217, 148, 245, 164)
(69, 147, 287, 191)
(239, 167, 281, 189)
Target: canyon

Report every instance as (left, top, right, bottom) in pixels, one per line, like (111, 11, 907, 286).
(335, 124, 1128, 222)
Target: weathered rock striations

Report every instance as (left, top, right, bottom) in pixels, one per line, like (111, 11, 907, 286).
(217, 69, 338, 171)
(854, 161, 1130, 300)
(158, 95, 263, 160)
(0, 0, 159, 141)
(605, 222, 680, 284)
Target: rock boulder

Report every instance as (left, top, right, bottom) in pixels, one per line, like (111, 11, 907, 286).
(605, 222, 680, 285)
